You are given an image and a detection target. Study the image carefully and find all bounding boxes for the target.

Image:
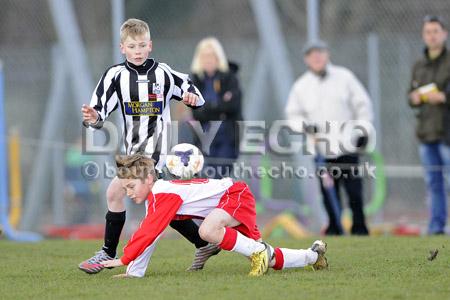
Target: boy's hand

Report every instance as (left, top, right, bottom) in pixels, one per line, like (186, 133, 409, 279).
(81, 104, 99, 124)
(182, 92, 199, 106)
(100, 259, 124, 268)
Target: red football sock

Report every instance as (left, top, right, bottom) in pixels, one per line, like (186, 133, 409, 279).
(272, 247, 285, 270)
(218, 227, 265, 256)
(218, 227, 238, 251)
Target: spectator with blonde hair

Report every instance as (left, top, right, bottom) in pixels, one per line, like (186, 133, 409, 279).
(190, 37, 242, 178)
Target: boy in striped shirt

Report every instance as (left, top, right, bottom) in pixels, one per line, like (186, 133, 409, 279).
(79, 18, 217, 274)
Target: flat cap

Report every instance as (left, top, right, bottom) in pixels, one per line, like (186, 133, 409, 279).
(303, 40, 328, 55)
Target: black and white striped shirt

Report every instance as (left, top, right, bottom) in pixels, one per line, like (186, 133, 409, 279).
(86, 58, 205, 169)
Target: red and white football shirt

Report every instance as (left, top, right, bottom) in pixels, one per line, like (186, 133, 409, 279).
(121, 178, 233, 267)
(121, 178, 262, 277)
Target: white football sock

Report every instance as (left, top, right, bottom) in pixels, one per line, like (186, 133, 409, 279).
(280, 248, 318, 268)
(231, 230, 266, 257)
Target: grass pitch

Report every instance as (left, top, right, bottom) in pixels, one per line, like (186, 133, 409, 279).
(0, 236, 449, 300)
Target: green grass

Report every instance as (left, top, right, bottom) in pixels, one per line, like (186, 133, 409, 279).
(0, 237, 449, 300)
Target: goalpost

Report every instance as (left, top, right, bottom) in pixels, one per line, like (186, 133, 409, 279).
(0, 60, 42, 242)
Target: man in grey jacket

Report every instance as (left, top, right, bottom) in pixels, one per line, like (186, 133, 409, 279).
(286, 40, 373, 235)
(409, 16, 450, 235)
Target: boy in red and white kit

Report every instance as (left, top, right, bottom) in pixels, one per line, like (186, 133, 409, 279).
(100, 154, 328, 277)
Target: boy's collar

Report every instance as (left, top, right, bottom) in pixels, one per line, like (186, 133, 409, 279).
(126, 58, 156, 74)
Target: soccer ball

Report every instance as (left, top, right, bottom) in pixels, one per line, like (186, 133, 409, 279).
(165, 143, 204, 179)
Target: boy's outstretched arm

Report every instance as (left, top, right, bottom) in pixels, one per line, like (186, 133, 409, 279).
(119, 193, 182, 266)
(99, 192, 183, 278)
(82, 67, 121, 129)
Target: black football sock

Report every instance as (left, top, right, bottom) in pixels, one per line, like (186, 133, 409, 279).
(170, 219, 208, 248)
(102, 210, 126, 258)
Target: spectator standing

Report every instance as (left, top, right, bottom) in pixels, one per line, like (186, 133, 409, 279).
(190, 37, 242, 178)
(409, 16, 450, 235)
(286, 40, 373, 235)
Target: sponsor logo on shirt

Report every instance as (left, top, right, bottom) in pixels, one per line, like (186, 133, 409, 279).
(124, 101, 163, 116)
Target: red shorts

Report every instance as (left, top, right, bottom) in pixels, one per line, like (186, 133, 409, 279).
(217, 181, 261, 240)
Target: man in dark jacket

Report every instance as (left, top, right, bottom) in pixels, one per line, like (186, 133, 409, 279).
(409, 15, 450, 235)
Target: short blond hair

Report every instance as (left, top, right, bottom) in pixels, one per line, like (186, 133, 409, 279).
(115, 154, 157, 181)
(120, 18, 151, 42)
(191, 37, 229, 77)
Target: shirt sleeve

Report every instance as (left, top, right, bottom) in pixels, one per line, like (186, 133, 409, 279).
(120, 192, 183, 265)
(285, 80, 308, 133)
(444, 80, 450, 108)
(170, 68, 205, 107)
(84, 68, 120, 129)
(347, 72, 373, 123)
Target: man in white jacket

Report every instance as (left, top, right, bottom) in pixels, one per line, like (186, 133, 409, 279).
(285, 40, 374, 235)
